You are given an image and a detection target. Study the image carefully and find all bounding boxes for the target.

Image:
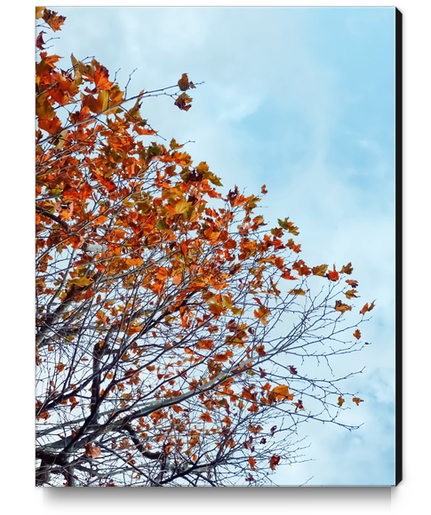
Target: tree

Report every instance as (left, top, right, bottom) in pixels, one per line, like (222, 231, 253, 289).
(35, 8, 374, 487)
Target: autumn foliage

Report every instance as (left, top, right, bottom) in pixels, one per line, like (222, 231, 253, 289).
(35, 8, 374, 487)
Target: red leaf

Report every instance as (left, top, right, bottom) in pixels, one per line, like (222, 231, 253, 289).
(174, 92, 192, 111)
(269, 454, 281, 471)
(293, 400, 305, 410)
(36, 31, 46, 50)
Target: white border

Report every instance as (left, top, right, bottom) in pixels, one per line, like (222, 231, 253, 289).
(2, 1, 429, 513)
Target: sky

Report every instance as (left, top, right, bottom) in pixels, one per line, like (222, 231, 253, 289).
(33, 5, 397, 487)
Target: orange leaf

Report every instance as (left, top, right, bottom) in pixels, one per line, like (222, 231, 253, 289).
(56, 362, 65, 373)
(85, 442, 101, 459)
(199, 411, 212, 423)
(94, 65, 113, 90)
(177, 73, 195, 91)
(248, 456, 258, 470)
(221, 415, 232, 427)
(172, 272, 182, 286)
(70, 397, 79, 411)
(156, 267, 169, 282)
(281, 269, 297, 280)
(93, 215, 108, 226)
(255, 345, 266, 357)
(272, 385, 294, 401)
(353, 397, 364, 406)
(42, 9, 66, 32)
(292, 259, 311, 276)
(214, 349, 233, 362)
(247, 403, 259, 413)
(248, 424, 263, 435)
(289, 288, 306, 296)
(38, 116, 63, 135)
(353, 329, 361, 340)
(337, 396, 345, 407)
(286, 239, 301, 253)
(196, 339, 214, 351)
(126, 257, 143, 267)
(360, 300, 376, 315)
(327, 265, 339, 281)
(346, 279, 359, 288)
(253, 305, 270, 324)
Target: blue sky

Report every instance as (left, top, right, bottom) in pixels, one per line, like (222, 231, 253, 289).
(43, 6, 396, 486)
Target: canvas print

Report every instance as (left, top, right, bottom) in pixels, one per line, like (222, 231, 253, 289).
(35, 6, 400, 487)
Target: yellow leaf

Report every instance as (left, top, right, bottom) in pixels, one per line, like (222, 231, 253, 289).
(312, 264, 328, 277)
(169, 138, 184, 150)
(340, 262, 353, 275)
(335, 300, 352, 313)
(345, 289, 359, 300)
(174, 197, 192, 214)
(68, 277, 93, 287)
(231, 306, 244, 316)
